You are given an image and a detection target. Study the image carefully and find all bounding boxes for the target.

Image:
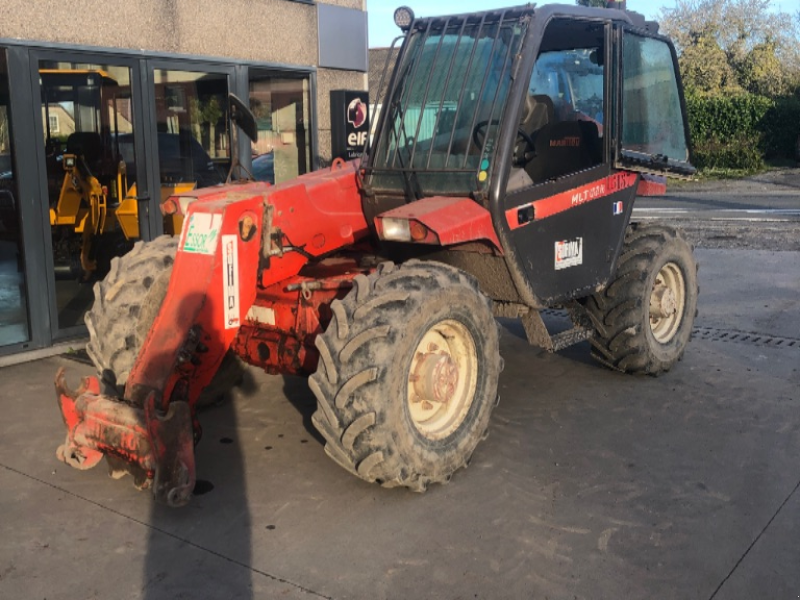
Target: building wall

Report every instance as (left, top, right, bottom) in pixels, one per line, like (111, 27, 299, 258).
(0, 0, 368, 162)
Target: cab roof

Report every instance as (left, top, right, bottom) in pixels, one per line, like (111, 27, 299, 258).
(405, 3, 658, 36)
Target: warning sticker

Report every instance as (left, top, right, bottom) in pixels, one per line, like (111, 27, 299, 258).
(555, 237, 583, 271)
(182, 213, 222, 255)
(222, 234, 240, 329)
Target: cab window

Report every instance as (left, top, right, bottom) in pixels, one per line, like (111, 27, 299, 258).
(511, 19, 606, 189)
(621, 33, 690, 167)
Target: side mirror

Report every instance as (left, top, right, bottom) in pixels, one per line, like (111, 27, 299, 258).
(228, 93, 258, 143)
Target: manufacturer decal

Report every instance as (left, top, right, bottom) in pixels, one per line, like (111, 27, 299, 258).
(555, 237, 583, 271)
(222, 234, 240, 329)
(182, 213, 222, 255)
(505, 172, 639, 230)
(613, 201, 624, 215)
(550, 136, 581, 148)
(572, 183, 606, 207)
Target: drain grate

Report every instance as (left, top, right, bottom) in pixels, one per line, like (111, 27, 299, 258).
(537, 311, 799, 350)
(692, 326, 800, 349)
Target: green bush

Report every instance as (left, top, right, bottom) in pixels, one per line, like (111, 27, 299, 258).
(685, 93, 771, 144)
(685, 93, 800, 170)
(691, 133, 765, 172)
(762, 96, 800, 159)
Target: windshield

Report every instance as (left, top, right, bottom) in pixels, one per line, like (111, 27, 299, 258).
(369, 13, 526, 196)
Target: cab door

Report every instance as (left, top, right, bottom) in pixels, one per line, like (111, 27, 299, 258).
(500, 17, 636, 306)
(498, 18, 693, 307)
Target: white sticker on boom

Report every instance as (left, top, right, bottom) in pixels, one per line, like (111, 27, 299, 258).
(554, 237, 583, 270)
(222, 234, 240, 329)
(245, 305, 276, 326)
(182, 213, 222, 255)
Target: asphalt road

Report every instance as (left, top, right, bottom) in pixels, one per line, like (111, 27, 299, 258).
(634, 168, 800, 251)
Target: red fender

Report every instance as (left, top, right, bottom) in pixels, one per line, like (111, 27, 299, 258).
(374, 196, 503, 252)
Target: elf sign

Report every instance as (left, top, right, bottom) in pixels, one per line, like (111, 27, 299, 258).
(331, 90, 370, 161)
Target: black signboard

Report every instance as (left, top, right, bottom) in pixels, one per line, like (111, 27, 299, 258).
(330, 90, 370, 161)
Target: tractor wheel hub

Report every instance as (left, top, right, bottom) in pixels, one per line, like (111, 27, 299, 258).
(412, 352, 459, 405)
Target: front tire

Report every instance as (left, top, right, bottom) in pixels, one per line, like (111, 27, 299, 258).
(309, 260, 502, 491)
(583, 223, 698, 375)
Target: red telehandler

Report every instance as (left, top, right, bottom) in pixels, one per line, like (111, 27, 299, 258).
(55, 3, 699, 506)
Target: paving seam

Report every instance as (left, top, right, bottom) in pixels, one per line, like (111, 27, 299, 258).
(707, 476, 800, 600)
(0, 462, 334, 600)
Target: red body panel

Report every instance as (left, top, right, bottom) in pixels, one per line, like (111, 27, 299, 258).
(375, 196, 503, 252)
(636, 174, 668, 197)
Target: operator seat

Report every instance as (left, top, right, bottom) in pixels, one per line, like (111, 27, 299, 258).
(515, 94, 554, 166)
(524, 119, 601, 183)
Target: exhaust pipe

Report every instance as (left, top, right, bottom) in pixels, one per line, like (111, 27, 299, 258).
(606, 1, 626, 8)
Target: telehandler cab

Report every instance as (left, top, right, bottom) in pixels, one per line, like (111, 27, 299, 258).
(55, 3, 698, 506)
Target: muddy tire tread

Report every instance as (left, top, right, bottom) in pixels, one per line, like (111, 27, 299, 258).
(309, 260, 501, 492)
(582, 223, 698, 375)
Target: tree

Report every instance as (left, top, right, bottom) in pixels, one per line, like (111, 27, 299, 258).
(659, 0, 800, 97)
(679, 27, 741, 95)
(739, 41, 785, 96)
(576, 0, 608, 6)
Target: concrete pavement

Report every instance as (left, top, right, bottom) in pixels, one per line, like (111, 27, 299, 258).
(1, 247, 798, 600)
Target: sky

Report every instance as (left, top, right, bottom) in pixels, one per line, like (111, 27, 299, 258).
(367, 0, 800, 48)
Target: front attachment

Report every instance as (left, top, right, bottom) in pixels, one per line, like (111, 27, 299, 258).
(54, 368, 195, 507)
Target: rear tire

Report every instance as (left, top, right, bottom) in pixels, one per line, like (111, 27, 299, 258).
(85, 235, 242, 407)
(583, 223, 698, 375)
(309, 260, 502, 491)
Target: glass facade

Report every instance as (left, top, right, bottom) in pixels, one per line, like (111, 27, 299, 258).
(248, 71, 311, 185)
(39, 60, 139, 329)
(0, 46, 315, 356)
(0, 51, 31, 347)
(153, 69, 229, 196)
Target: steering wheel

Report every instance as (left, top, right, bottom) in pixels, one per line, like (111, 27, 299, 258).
(472, 120, 536, 167)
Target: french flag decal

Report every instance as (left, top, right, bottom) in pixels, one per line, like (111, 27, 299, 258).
(612, 201, 624, 215)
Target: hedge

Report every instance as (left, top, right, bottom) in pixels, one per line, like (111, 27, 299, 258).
(685, 93, 800, 171)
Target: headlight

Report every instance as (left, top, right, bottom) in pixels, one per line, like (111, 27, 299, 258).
(394, 6, 415, 30)
(381, 217, 411, 241)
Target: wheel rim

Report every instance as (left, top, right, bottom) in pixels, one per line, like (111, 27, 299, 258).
(407, 319, 479, 441)
(649, 261, 686, 344)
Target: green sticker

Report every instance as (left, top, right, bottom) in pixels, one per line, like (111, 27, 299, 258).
(183, 213, 222, 255)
